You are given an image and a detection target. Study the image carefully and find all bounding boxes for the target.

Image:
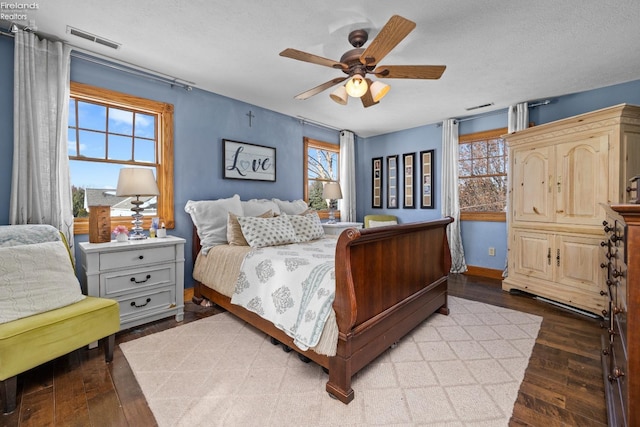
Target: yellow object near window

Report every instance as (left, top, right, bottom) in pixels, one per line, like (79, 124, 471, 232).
(68, 82, 175, 234)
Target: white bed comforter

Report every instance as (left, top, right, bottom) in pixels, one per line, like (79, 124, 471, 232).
(230, 237, 337, 351)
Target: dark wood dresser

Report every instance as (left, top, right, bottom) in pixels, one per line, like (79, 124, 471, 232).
(601, 205, 640, 427)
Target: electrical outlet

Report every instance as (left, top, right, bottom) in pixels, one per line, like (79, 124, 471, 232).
(488, 247, 496, 256)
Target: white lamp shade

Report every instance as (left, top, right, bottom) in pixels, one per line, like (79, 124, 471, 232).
(322, 182, 343, 200)
(330, 85, 348, 105)
(115, 168, 160, 196)
(370, 80, 390, 102)
(345, 74, 368, 98)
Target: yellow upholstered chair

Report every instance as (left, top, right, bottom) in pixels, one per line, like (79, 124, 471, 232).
(364, 214, 399, 228)
(0, 225, 120, 414)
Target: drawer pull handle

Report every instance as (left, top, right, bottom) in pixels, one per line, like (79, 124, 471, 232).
(138, 255, 144, 260)
(131, 298, 151, 308)
(130, 274, 151, 284)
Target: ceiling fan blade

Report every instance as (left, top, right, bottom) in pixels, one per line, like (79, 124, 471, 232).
(294, 77, 347, 100)
(280, 48, 346, 70)
(359, 15, 416, 66)
(373, 65, 446, 79)
(361, 78, 379, 108)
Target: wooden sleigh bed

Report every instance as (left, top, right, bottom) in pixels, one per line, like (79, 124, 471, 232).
(191, 217, 453, 404)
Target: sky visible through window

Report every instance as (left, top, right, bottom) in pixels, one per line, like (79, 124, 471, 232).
(68, 99, 156, 190)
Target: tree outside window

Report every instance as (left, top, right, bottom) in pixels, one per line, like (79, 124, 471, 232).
(304, 137, 340, 217)
(458, 128, 508, 222)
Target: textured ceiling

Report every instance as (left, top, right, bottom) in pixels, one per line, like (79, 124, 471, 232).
(11, 0, 640, 137)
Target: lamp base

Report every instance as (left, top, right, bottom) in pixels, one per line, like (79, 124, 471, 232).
(130, 198, 147, 239)
(327, 207, 337, 224)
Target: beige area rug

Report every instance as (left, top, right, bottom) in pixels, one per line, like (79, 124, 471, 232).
(120, 296, 542, 426)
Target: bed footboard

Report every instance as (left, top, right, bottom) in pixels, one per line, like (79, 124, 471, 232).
(327, 217, 453, 403)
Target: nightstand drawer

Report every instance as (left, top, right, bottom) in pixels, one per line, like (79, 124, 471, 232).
(102, 265, 175, 296)
(100, 245, 176, 270)
(119, 288, 176, 319)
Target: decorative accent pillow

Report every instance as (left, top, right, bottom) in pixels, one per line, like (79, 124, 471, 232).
(272, 198, 309, 215)
(227, 210, 273, 246)
(286, 211, 325, 242)
(184, 195, 243, 254)
(368, 219, 398, 228)
(0, 240, 86, 324)
(242, 199, 281, 216)
(237, 215, 297, 248)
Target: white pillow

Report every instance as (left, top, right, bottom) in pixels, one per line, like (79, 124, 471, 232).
(0, 241, 86, 324)
(237, 215, 297, 248)
(272, 198, 309, 215)
(242, 199, 281, 216)
(185, 195, 243, 254)
(368, 220, 398, 228)
(286, 211, 325, 242)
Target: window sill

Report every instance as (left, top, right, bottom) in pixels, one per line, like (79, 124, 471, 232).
(460, 211, 506, 222)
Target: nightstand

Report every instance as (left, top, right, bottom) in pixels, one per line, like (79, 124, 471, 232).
(322, 222, 364, 236)
(79, 236, 185, 332)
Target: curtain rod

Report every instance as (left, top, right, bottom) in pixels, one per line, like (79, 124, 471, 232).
(0, 23, 195, 91)
(70, 50, 195, 91)
(441, 99, 552, 126)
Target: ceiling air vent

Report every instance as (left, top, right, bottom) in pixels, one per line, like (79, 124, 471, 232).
(66, 26, 121, 50)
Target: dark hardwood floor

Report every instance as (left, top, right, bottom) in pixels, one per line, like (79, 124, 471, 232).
(1, 274, 607, 426)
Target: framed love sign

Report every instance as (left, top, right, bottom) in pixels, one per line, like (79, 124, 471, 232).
(223, 139, 276, 181)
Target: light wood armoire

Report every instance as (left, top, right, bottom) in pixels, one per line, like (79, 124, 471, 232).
(502, 104, 640, 315)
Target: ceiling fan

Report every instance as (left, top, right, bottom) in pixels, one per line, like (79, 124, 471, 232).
(279, 15, 446, 107)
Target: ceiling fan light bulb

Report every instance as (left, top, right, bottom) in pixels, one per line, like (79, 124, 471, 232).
(370, 81, 390, 102)
(345, 75, 368, 98)
(330, 85, 348, 105)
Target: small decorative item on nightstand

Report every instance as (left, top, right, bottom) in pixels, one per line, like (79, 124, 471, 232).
(113, 225, 129, 242)
(89, 205, 111, 243)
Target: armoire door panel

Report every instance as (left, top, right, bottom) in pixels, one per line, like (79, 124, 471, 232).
(512, 147, 553, 223)
(512, 230, 552, 280)
(554, 234, 603, 290)
(555, 135, 609, 225)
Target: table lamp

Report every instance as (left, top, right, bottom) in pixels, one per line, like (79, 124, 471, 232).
(116, 168, 159, 239)
(322, 182, 343, 224)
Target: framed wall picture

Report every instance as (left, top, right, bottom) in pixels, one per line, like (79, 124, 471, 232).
(387, 155, 399, 209)
(223, 139, 276, 181)
(371, 157, 383, 208)
(403, 152, 416, 209)
(420, 149, 435, 209)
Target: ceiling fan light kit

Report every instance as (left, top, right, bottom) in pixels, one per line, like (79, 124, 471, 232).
(330, 85, 349, 105)
(370, 80, 390, 102)
(345, 74, 368, 98)
(280, 15, 446, 108)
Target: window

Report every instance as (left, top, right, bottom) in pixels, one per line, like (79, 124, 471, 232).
(304, 137, 340, 219)
(68, 82, 174, 234)
(458, 128, 508, 222)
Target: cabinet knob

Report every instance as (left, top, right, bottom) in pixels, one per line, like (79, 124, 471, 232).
(600, 241, 608, 247)
(613, 305, 624, 315)
(138, 255, 144, 260)
(600, 262, 608, 269)
(610, 234, 622, 243)
(600, 290, 607, 296)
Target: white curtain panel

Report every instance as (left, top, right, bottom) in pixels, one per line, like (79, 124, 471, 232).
(508, 102, 529, 133)
(503, 102, 529, 277)
(441, 119, 467, 273)
(11, 30, 74, 251)
(339, 130, 356, 222)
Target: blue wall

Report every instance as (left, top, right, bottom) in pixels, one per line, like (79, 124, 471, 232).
(2, 33, 640, 283)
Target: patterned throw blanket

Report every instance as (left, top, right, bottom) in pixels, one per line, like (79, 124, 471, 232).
(230, 237, 338, 351)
